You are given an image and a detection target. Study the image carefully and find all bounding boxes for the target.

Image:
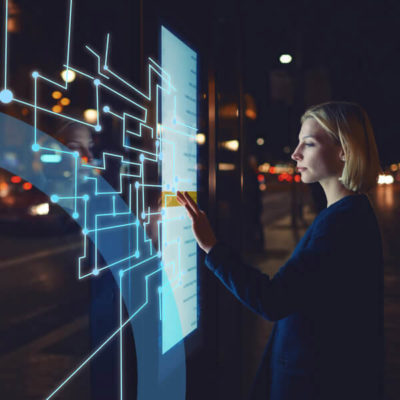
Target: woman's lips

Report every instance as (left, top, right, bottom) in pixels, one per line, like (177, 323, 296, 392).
(297, 167, 307, 172)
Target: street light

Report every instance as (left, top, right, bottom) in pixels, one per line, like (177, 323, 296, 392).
(61, 69, 76, 83)
(279, 54, 292, 64)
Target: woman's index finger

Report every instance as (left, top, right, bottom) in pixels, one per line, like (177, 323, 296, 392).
(183, 191, 200, 214)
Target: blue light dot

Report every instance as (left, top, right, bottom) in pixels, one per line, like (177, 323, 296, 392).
(103, 105, 110, 113)
(161, 209, 165, 216)
(135, 181, 140, 189)
(119, 270, 124, 277)
(136, 219, 140, 227)
(166, 184, 170, 190)
(93, 269, 100, 276)
(93, 79, 101, 86)
(83, 194, 89, 201)
(31, 143, 40, 152)
(73, 151, 79, 158)
(158, 287, 162, 294)
(95, 125, 101, 132)
(135, 250, 140, 258)
(72, 212, 79, 219)
(50, 194, 59, 203)
(141, 212, 146, 219)
(82, 228, 88, 235)
(103, 64, 108, 71)
(157, 251, 162, 258)
(139, 154, 145, 162)
(0, 89, 13, 104)
(155, 140, 160, 147)
(31, 71, 39, 79)
(159, 153, 163, 160)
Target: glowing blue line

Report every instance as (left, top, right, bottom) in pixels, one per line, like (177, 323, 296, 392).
(37, 73, 66, 90)
(46, 261, 159, 400)
(139, 184, 163, 188)
(85, 45, 109, 79)
(158, 287, 162, 321)
(38, 145, 75, 156)
(112, 196, 116, 215)
(64, 0, 73, 90)
(95, 83, 100, 126)
(4, 0, 8, 89)
(106, 67, 150, 100)
(33, 77, 37, 145)
(14, 98, 95, 128)
(148, 57, 171, 79)
(87, 221, 137, 234)
(74, 156, 78, 213)
(99, 81, 148, 113)
(63, 64, 94, 80)
(105, 33, 110, 68)
(107, 109, 123, 120)
(119, 274, 123, 400)
(162, 125, 196, 138)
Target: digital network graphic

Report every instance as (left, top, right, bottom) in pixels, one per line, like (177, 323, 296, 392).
(0, 0, 198, 399)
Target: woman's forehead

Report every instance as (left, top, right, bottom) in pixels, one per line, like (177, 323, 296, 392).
(299, 119, 326, 140)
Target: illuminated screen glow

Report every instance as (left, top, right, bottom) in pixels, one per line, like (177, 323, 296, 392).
(161, 26, 198, 354)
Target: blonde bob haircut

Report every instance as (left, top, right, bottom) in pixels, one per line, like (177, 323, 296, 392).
(301, 101, 381, 193)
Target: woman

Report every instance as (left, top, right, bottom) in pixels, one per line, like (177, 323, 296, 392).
(177, 101, 384, 400)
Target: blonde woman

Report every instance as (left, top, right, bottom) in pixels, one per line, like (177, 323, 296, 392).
(177, 101, 383, 400)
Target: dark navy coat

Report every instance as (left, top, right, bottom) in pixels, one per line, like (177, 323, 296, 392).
(205, 194, 384, 400)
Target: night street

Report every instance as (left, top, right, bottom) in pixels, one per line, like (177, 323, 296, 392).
(0, 183, 398, 399)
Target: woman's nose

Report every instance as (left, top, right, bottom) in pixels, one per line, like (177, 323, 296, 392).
(291, 146, 302, 161)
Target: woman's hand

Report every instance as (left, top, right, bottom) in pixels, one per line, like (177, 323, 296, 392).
(176, 191, 217, 254)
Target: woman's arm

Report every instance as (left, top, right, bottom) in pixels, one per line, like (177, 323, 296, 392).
(176, 191, 341, 321)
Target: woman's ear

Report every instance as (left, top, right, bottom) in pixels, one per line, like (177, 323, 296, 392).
(339, 148, 346, 162)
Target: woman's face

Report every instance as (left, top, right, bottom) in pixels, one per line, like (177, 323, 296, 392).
(291, 118, 344, 184)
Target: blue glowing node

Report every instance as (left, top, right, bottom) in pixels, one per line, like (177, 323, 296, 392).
(135, 181, 140, 189)
(141, 212, 146, 219)
(103, 64, 108, 71)
(83, 194, 89, 201)
(166, 183, 170, 190)
(161, 209, 166, 216)
(72, 212, 79, 219)
(0, 89, 13, 104)
(155, 140, 160, 147)
(50, 194, 59, 203)
(82, 228, 88, 235)
(159, 153, 163, 160)
(119, 270, 124, 278)
(136, 219, 140, 227)
(135, 250, 140, 258)
(139, 154, 145, 162)
(158, 251, 162, 258)
(31, 71, 39, 79)
(158, 286, 162, 294)
(103, 105, 110, 113)
(31, 143, 40, 152)
(93, 269, 100, 276)
(93, 79, 101, 86)
(95, 125, 101, 132)
(73, 151, 79, 158)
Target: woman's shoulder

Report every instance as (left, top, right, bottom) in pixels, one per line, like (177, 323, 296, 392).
(312, 193, 374, 237)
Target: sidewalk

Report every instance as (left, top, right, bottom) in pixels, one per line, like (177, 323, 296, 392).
(241, 204, 317, 398)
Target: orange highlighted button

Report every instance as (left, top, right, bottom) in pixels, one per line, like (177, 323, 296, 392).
(162, 191, 197, 208)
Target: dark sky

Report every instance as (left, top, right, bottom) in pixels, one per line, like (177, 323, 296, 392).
(243, 0, 400, 164)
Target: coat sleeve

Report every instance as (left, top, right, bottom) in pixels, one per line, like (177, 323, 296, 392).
(205, 223, 345, 321)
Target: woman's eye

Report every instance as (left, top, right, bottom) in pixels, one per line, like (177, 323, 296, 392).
(304, 143, 314, 147)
